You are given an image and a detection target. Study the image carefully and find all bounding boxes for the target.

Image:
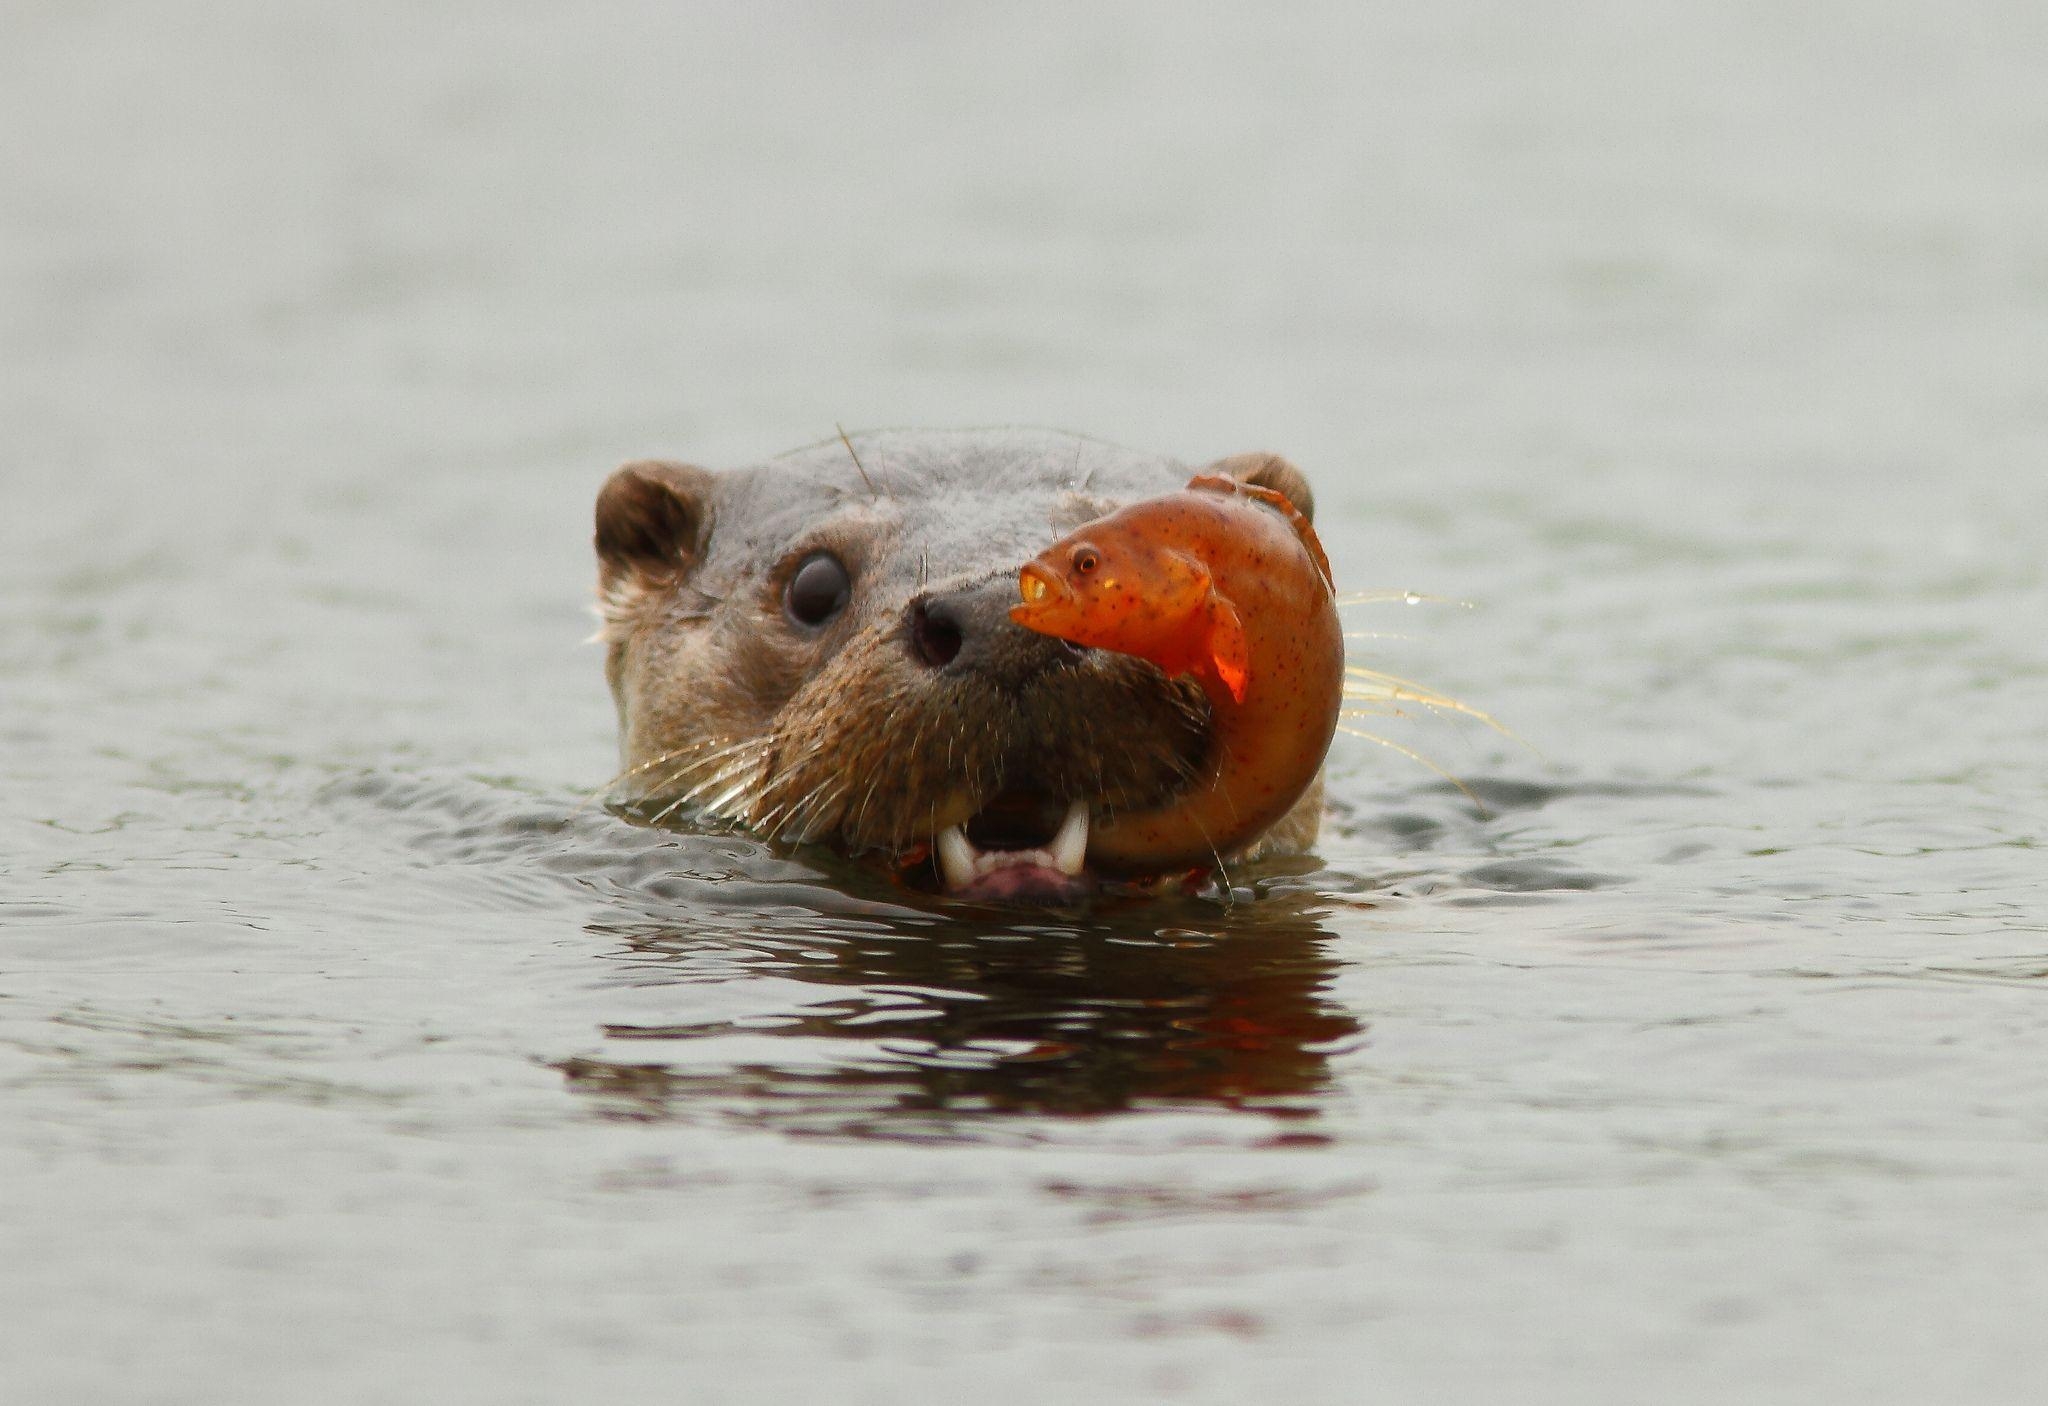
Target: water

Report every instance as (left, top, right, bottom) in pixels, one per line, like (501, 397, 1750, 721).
(4, 3, 2045, 1402)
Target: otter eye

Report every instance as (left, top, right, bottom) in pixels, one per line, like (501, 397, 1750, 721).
(1072, 546, 1100, 575)
(784, 552, 851, 627)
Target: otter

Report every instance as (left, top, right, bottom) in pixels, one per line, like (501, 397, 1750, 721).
(593, 428, 1326, 903)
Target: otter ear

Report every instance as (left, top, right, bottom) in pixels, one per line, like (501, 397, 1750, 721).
(596, 460, 713, 588)
(1204, 452, 1316, 522)
(595, 460, 714, 634)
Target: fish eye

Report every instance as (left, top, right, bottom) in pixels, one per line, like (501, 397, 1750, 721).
(1072, 546, 1100, 575)
(784, 552, 851, 627)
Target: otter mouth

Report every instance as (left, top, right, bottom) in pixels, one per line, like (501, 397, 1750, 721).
(932, 790, 1091, 904)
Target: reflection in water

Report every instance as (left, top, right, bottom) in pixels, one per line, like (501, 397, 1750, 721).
(560, 892, 1363, 1138)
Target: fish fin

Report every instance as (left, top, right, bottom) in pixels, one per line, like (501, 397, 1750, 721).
(1206, 593, 1249, 703)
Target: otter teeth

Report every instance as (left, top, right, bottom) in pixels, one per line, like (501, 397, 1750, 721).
(935, 801, 1091, 891)
(1048, 799, 1089, 875)
(936, 825, 979, 891)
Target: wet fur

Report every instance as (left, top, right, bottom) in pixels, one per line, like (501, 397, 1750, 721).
(595, 429, 1325, 865)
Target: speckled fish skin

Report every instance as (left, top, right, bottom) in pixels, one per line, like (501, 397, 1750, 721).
(1011, 473, 1344, 874)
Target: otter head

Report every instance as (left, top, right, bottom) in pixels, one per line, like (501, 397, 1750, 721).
(593, 429, 1321, 902)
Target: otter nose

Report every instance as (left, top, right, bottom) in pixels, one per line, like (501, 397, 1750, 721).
(907, 577, 1082, 684)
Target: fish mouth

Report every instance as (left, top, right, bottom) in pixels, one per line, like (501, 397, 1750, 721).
(1015, 562, 1066, 607)
(930, 790, 1092, 904)
(1009, 563, 1075, 631)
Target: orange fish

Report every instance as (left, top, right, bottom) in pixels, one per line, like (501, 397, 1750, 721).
(1012, 473, 1342, 874)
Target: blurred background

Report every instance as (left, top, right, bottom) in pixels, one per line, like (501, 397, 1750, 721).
(3, 3, 2044, 1403)
(7, 1, 2043, 785)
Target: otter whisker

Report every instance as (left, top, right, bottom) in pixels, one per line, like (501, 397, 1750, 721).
(579, 736, 746, 813)
(760, 733, 830, 793)
(1183, 807, 1234, 906)
(644, 792, 696, 828)
(647, 744, 772, 828)
(639, 734, 761, 779)
(649, 773, 730, 829)
(1341, 703, 1436, 725)
(1334, 722, 1487, 812)
(792, 783, 842, 831)
(642, 740, 769, 807)
(862, 706, 935, 846)
(752, 756, 839, 838)
(1343, 666, 1515, 739)
(836, 422, 881, 497)
(753, 796, 803, 840)
(850, 769, 886, 846)
(601, 744, 764, 831)
(776, 775, 853, 844)
(1333, 589, 1473, 610)
(644, 759, 708, 810)
(697, 764, 770, 823)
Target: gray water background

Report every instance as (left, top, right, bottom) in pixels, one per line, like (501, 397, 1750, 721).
(4, 3, 2046, 1402)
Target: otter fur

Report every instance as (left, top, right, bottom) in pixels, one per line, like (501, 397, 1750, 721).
(593, 429, 1324, 900)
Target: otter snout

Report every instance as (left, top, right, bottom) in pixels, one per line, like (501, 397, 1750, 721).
(906, 576, 1085, 689)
